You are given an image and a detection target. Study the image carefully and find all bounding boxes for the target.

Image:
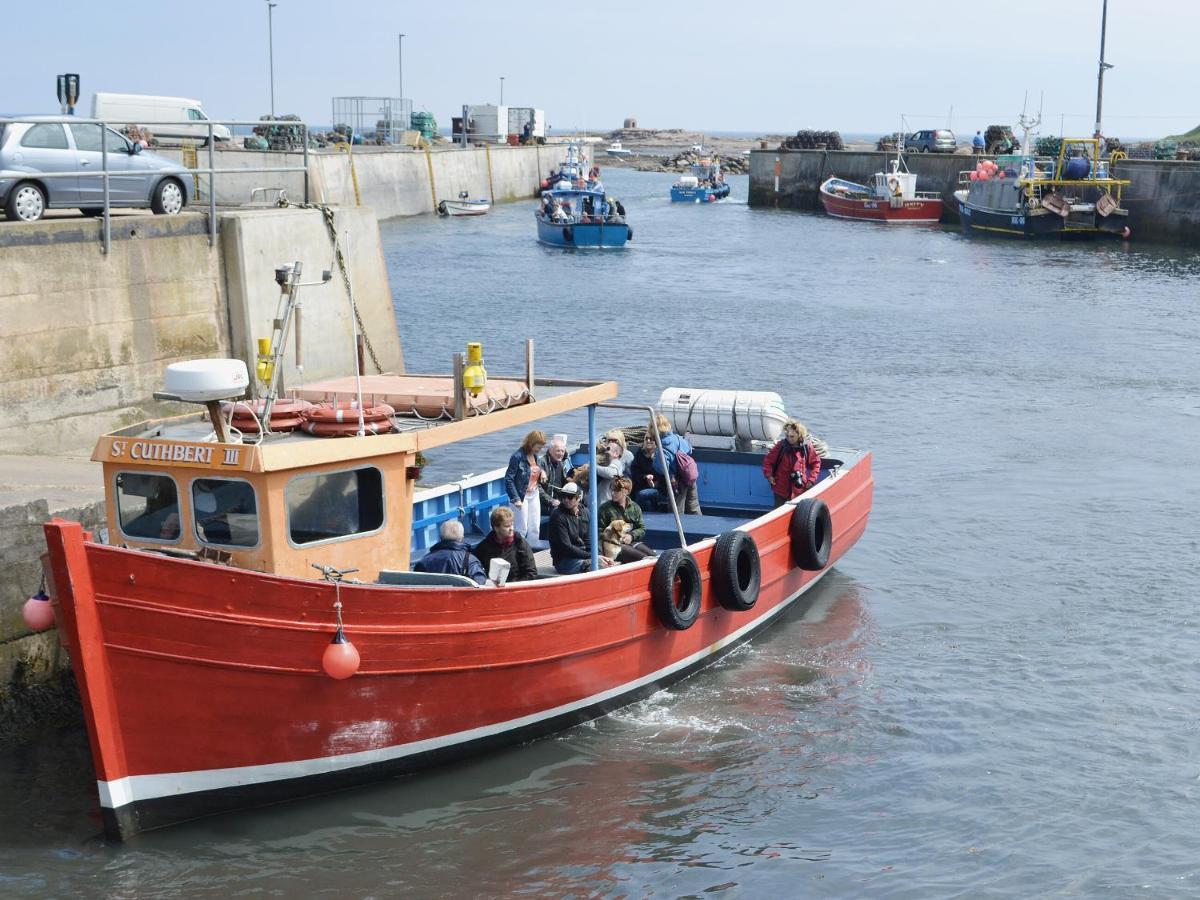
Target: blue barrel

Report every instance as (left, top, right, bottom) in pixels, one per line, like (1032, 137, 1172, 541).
(1065, 157, 1091, 179)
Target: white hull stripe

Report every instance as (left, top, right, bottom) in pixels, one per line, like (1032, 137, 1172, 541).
(97, 572, 829, 810)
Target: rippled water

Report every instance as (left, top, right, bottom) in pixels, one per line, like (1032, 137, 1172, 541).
(4, 169, 1200, 897)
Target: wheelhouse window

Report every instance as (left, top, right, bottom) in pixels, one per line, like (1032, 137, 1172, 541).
(192, 478, 259, 548)
(286, 467, 384, 545)
(115, 472, 181, 542)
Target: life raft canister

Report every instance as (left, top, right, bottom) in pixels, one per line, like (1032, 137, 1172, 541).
(711, 530, 761, 611)
(650, 548, 702, 630)
(790, 498, 832, 570)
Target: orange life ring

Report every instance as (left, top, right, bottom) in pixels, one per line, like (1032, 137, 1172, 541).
(887, 176, 901, 196)
(304, 401, 395, 424)
(301, 419, 396, 437)
(222, 399, 313, 433)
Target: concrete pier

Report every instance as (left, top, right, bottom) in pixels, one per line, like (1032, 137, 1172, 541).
(749, 149, 1200, 246)
(0, 205, 404, 730)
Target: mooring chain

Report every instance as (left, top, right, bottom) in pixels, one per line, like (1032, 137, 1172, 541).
(297, 202, 384, 375)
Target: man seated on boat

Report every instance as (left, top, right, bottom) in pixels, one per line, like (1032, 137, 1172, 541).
(552, 200, 569, 222)
(474, 506, 539, 582)
(413, 520, 488, 585)
(548, 482, 612, 575)
(537, 434, 575, 512)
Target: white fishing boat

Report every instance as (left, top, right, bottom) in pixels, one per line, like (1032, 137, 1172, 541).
(605, 141, 632, 158)
(437, 191, 490, 217)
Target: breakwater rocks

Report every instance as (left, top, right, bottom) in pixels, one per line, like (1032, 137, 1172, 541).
(604, 149, 750, 175)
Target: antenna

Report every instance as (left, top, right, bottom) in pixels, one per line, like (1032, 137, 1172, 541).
(1016, 90, 1043, 156)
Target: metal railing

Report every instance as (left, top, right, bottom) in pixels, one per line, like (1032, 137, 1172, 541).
(0, 116, 312, 254)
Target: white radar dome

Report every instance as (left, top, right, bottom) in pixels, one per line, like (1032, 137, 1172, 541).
(163, 359, 250, 402)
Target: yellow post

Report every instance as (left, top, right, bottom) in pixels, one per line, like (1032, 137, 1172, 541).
(425, 148, 438, 213)
(485, 144, 496, 203)
(337, 142, 361, 207)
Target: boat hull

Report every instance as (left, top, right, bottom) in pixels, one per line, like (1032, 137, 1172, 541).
(44, 453, 872, 838)
(536, 216, 630, 248)
(438, 200, 490, 217)
(671, 184, 731, 203)
(820, 188, 943, 223)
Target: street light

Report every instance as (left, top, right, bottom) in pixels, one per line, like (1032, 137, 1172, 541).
(500, 76, 504, 106)
(398, 33, 405, 101)
(267, 0, 278, 118)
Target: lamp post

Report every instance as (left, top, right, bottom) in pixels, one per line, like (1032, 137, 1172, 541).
(1094, 0, 1114, 138)
(267, 0, 278, 118)
(500, 76, 504, 106)
(398, 33, 405, 101)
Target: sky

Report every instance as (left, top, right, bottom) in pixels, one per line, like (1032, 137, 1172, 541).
(2, 1, 1197, 140)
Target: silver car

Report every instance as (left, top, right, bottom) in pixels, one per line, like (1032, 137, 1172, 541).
(0, 118, 191, 222)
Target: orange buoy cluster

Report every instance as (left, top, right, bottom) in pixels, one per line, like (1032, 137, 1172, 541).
(223, 398, 313, 433)
(301, 401, 396, 437)
(969, 159, 1006, 182)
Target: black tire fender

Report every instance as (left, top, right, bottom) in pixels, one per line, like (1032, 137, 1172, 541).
(650, 548, 702, 630)
(711, 531, 760, 611)
(563, 225, 574, 242)
(626, 225, 633, 242)
(790, 498, 832, 571)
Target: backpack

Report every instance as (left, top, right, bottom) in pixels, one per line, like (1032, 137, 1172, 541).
(674, 448, 699, 486)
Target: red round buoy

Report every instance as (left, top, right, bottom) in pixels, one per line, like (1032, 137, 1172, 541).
(1122, 226, 1131, 240)
(540, 179, 549, 190)
(22, 590, 55, 631)
(322, 627, 360, 679)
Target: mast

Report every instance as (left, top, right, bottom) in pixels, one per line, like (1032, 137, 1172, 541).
(1094, 0, 1114, 138)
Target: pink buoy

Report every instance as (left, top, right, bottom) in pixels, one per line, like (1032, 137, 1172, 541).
(969, 172, 979, 181)
(1122, 226, 1131, 240)
(322, 628, 360, 679)
(23, 590, 55, 631)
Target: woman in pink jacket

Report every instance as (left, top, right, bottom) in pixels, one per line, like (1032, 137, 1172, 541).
(762, 420, 822, 507)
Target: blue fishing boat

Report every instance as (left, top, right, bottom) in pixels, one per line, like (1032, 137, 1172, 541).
(670, 156, 731, 203)
(540, 143, 589, 191)
(535, 186, 631, 248)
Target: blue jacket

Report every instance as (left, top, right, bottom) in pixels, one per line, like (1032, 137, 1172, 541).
(503, 449, 534, 503)
(413, 539, 488, 585)
(652, 433, 692, 480)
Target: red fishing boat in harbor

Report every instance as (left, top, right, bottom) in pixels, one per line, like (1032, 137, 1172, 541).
(819, 159, 944, 224)
(36, 264, 874, 840)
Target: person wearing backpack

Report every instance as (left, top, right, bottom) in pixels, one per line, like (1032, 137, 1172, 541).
(652, 414, 701, 514)
(763, 420, 822, 508)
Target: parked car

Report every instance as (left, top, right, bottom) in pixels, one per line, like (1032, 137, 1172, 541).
(0, 118, 192, 222)
(905, 129, 957, 153)
(91, 93, 231, 146)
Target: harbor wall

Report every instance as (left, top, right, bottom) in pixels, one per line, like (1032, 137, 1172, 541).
(748, 149, 1200, 246)
(0, 207, 404, 730)
(160, 144, 549, 220)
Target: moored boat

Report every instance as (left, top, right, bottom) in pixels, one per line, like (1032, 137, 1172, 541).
(819, 160, 943, 224)
(954, 137, 1130, 239)
(670, 156, 731, 203)
(605, 140, 632, 158)
(437, 191, 490, 217)
(37, 266, 872, 840)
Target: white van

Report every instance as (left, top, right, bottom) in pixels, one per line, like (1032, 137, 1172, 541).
(91, 93, 231, 145)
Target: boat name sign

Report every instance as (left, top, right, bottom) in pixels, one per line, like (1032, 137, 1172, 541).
(107, 439, 250, 470)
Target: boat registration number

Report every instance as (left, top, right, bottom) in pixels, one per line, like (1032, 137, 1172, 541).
(1011, 216, 1026, 225)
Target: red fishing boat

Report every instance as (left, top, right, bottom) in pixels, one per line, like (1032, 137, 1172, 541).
(819, 159, 944, 224)
(36, 266, 874, 840)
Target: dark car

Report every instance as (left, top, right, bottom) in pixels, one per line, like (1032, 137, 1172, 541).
(0, 118, 191, 222)
(905, 129, 957, 154)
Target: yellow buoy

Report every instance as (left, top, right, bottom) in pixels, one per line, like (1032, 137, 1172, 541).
(462, 342, 488, 396)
